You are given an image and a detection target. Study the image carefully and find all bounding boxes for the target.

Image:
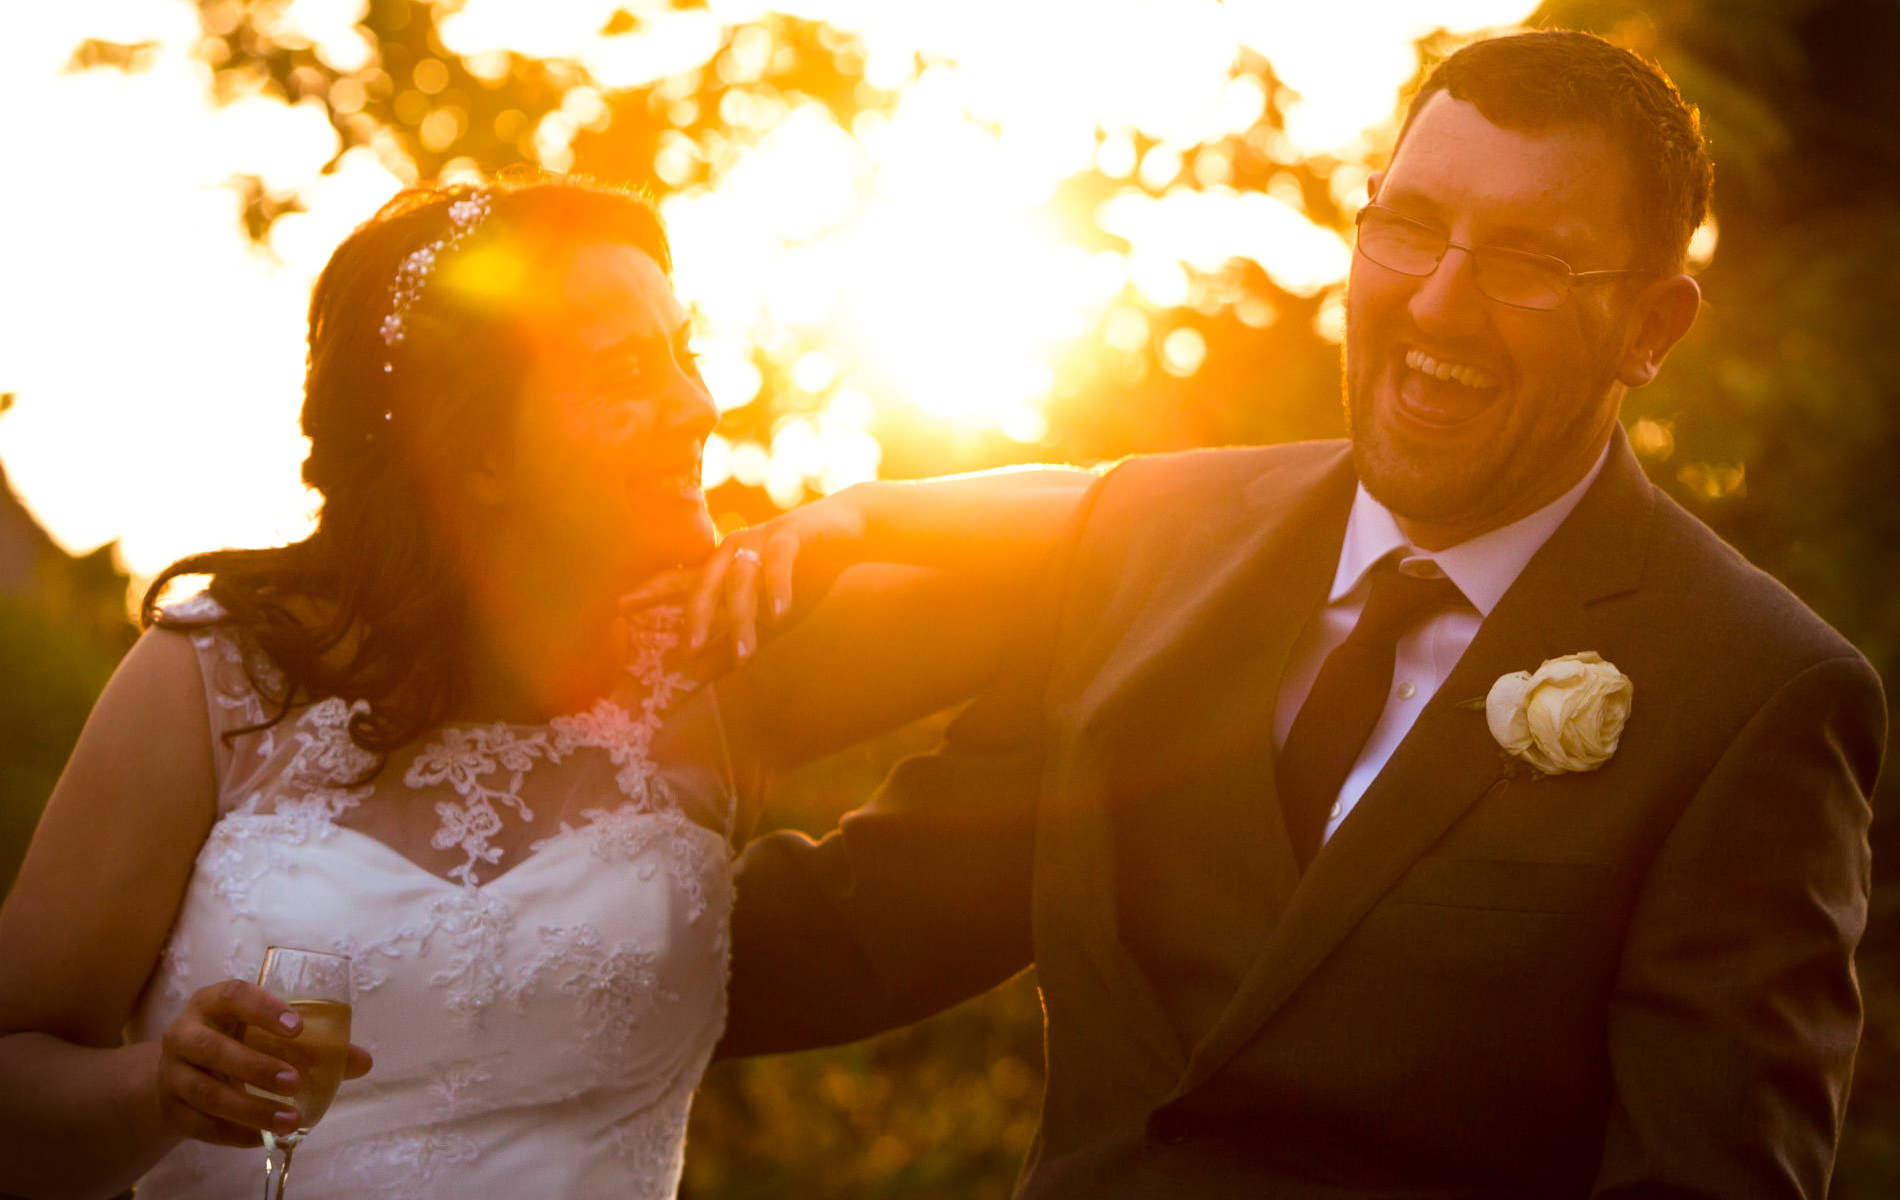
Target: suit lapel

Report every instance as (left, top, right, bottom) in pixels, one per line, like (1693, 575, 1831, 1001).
(1052, 443, 1356, 1064)
(1086, 444, 1359, 911)
(1169, 427, 1660, 1098)
(1078, 443, 1358, 733)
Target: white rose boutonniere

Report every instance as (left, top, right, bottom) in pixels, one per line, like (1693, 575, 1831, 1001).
(1484, 652, 1633, 775)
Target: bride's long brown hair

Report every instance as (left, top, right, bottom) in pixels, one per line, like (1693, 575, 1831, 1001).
(143, 171, 674, 765)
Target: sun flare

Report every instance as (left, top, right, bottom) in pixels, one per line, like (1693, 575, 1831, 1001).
(0, 0, 1538, 584)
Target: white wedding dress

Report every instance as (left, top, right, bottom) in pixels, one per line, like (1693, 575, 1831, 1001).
(126, 596, 735, 1198)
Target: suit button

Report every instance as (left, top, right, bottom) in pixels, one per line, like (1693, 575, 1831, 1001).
(1148, 1108, 1191, 1146)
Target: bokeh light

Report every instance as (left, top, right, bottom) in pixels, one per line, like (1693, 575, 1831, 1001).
(0, 0, 1540, 588)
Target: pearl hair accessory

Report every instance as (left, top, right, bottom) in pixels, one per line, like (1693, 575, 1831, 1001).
(378, 192, 492, 373)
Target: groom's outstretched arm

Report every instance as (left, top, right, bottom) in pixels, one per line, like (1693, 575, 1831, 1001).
(718, 696, 1043, 1058)
(1591, 653, 1886, 1199)
(717, 474, 1108, 1060)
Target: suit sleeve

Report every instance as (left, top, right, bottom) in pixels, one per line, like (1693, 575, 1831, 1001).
(1592, 653, 1887, 1199)
(715, 477, 1108, 1060)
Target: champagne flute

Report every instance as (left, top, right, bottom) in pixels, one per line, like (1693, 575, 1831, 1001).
(246, 947, 352, 1200)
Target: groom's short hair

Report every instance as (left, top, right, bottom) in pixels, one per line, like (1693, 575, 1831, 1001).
(1396, 30, 1714, 274)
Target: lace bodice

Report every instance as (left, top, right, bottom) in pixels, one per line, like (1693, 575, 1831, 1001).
(127, 595, 735, 1199)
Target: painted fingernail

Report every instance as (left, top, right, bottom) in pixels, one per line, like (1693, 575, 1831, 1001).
(735, 637, 751, 660)
(774, 596, 788, 618)
(276, 1110, 300, 1128)
(278, 1011, 301, 1032)
(275, 1069, 298, 1089)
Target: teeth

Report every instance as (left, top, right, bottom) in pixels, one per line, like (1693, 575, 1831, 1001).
(1405, 349, 1499, 390)
(640, 470, 702, 495)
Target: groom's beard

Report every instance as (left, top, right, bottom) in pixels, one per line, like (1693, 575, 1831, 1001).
(1341, 333, 1626, 536)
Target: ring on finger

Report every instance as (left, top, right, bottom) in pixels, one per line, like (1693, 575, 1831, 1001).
(730, 545, 763, 566)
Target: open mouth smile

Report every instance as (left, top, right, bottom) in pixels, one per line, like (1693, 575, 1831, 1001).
(630, 446, 705, 501)
(1391, 345, 1504, 431)
(1404, 348, 1500, 390)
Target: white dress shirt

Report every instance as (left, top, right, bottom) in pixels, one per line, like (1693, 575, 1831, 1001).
(1273, 443, 1611, 846)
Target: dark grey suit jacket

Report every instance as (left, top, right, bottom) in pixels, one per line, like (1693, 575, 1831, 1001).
(720, 430, 1887, 1198)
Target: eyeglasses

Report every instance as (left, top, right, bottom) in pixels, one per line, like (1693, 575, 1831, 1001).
(1353, 204, 1652, 311)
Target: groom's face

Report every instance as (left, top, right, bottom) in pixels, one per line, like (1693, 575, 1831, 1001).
(1344, 93, 1641, 545)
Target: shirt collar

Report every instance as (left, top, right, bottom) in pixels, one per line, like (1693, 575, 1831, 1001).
(1330, 439, 1612, 617)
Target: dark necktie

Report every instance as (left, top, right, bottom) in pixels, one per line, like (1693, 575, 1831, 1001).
(1276, 559, 1466, 867)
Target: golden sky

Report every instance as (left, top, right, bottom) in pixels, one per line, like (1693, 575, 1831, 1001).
(0, 0, 1539, 584)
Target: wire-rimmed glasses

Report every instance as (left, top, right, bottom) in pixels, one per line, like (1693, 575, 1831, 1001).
(1353, 203, 1653, 310)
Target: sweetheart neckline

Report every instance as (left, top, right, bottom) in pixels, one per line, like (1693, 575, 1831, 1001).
(212, 807, 731, 892)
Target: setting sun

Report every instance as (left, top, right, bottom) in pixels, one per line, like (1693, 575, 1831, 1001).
(0, 0, 1540, 586)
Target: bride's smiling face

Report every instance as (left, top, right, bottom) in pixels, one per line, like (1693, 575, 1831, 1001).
(477, 239, 718, 591)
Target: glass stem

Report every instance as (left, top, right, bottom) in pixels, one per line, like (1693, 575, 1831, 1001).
(262, 1129, 302, 1200)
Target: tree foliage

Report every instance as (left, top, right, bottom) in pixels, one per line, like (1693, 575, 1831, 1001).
(0, 594, 129, 897)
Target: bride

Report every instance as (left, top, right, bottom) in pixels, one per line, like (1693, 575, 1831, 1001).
(0, 173, 1086, 1198)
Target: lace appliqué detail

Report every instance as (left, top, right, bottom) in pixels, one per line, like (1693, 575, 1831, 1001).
(609, 1086, 698, 1200)
(170, 594, 289, 765)
(407, 725, 565, 886)
(429, 1057, 501, 1120)
(552, 699, 656, 802)
(219, 938, 254, 986)
(510, 924, 679, 1080)
(546, 805, 725, 924)
(155, 940, 193, 1007)
(321, 1126, 483, 1200)
(197, 697, 376, 917)
(399, 606, 703, 885)
(358, 886, 521, 1020)
(199, 794, 365, 920)
(551, 608, 691, 809)
(287, 696, 380, 788)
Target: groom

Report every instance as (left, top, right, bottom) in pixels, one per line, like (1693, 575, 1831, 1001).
(720, 31, 1886, 1198)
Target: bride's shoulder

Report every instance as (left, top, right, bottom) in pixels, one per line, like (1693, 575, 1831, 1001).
(152, 591, 282, 694)
(156, 589, 227, 625)
(61, 621, 220, 817)
(119, 617, 218, 705)
(155, 587, 361, 691)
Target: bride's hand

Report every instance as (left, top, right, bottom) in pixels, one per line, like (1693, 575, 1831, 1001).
(154, 979, 372, 1147)
(625, 493, 868, 662)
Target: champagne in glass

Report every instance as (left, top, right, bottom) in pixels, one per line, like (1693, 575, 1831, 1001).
(250, 947, 352, 1200)
(244, 998, 351, 1126)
